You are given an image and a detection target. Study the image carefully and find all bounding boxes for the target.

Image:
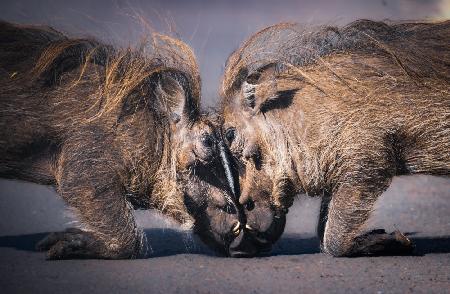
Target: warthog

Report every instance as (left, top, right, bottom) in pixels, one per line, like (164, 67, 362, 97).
(221, 20, 450, 256)
(0, 21, 254, 259)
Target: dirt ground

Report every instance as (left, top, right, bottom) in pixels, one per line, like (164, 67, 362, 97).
(0, 175, 449, 294)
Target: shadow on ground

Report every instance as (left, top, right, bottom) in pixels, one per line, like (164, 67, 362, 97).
(1, 230, 449, 258)
(0, 229, 215, 258)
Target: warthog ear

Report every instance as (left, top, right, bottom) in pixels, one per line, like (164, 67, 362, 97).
(152, 69, 200, 124)
(241, 63, 298, 114)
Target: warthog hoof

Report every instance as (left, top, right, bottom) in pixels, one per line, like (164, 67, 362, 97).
(36, 228, 103, 259)
(36, 228, 147, 260)
(350, 229, 415, 256)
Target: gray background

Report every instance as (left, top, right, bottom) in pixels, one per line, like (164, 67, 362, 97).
(0, 1, 449, 293)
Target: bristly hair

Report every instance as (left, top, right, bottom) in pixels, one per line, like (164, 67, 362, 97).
(0, 21, 203, 225)
(26, 29, 201, 123)
(221, 19, 450, 100)
(220, 19, 450, 208)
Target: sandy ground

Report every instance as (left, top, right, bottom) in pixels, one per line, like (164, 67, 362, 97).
(0, 175, 449, 294)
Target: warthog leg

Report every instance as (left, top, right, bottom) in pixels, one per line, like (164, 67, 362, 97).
(320, 157, 414, 257)
(38, 128, 148, 259)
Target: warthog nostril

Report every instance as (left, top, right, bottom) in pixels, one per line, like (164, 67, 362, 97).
(231, 221, 241, 236)
(244, 199, 255, 211)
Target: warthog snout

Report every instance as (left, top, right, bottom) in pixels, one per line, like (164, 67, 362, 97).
(193, 196, 286, 257)
(227, 205, 286, 257)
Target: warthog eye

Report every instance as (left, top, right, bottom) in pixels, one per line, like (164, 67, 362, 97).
(201, 133, 214, 148)
(225, 128, 236, 144)
(244, 199, 255, 211)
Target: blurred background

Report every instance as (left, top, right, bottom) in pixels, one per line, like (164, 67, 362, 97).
(0, 0, 449, 106)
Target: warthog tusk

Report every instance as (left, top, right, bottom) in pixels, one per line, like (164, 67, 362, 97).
(245, 224, 254, 231)
(232, 221, 241, 235)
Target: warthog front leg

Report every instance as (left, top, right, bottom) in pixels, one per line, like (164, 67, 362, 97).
(321, 173, 414, 257)
(37, 131, 148, 259)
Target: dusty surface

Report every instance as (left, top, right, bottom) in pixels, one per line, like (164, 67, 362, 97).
(0, 175, 449, 294)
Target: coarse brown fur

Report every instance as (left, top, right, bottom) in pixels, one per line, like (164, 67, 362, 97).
(0, 21, 243, 259)
(221, 19, 450, 256)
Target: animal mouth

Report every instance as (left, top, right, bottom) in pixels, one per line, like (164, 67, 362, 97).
(227, 227, 274, 258)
